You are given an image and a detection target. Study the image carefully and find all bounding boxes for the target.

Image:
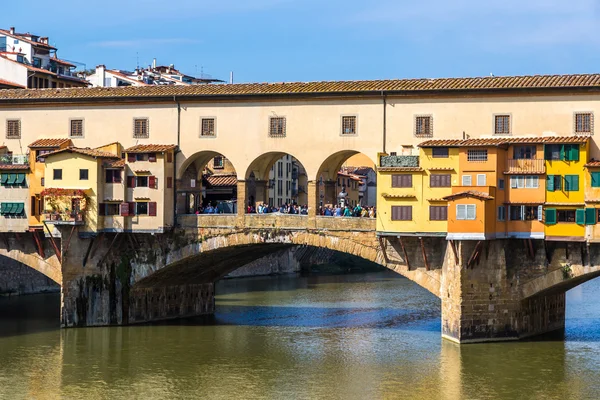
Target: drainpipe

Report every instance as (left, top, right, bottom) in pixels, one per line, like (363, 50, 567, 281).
(173, 96, 181, 227)
(381, 91, 387, 154)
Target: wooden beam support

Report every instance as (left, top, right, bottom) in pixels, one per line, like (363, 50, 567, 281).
(397, 236, 411, 270)
(82, 236, 95, 267)
(62, 225, 77, 260)
(466, 241, 483, 269)
(378, 236, 389, 263)
(32, 230, 45, 258)
(42, 222, 61, 263)
(89, 232, 105, 259)
(97, 233, 120, 267)
(419, 237, 430, 271)
(527, 239, 535, 260)
(449, 240, 459, 265)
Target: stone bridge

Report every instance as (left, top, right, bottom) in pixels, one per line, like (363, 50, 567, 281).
(2, 216, 600, 343)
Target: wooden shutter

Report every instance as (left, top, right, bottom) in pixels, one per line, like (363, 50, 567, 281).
(128, 153, 136, 163)
(546, 175, 554, 192)
(167, 152, 173, 163)
(545, 208, 557, 225)
(568, 145, 580, 161)
(129, 202, 136, 216)
(127, 176, 136, 188)
(149, 202, 157, 216)
(99, 203, 106, 216)
(576, 209, 585, 225)
(167, 177, 173, 189)
(120, 202, 129, 216)
(149, 176, 157, 189)
(148, 153, 157, 162)
(585, 208, 596, 225)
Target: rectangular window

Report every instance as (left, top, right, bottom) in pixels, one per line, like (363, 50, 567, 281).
(467, 149, 488, 162)
(414, 115, 433, 137)
(575, 112, 593, 135)
(391, 205, 412, 221)
(70, 119, 84, 138)
(498, 179, 505, 190)
(6, 119, 20, 139)
(430, 174, 451, 187)
(429, 206, 447, 221)
(135, 153, 147, 162)
(133, 118, 149, 138)
(509, 205, 540, 221)
(105, 170, 122, 183)
(513, 145, 536, 159)
(278, 162, 283, 178)
(456, 204, 476, 220)
(0, 173, 26, 187)
(277, 180, 283, 196)
(591, 171, 600, 188)
(136, 176, 148, 187)
(509, 205, 522, 221)
(557, 209, 576, 223)
(564, 175, 579, 191)
(545, 144, 580, 161)
(341, 116, 357, 135)
(213, 156, 224, 169)
(525, 176, 539, 188)
(79, 169, 88, 180)
(494, 115, 511, 135)
(201, 118, 216, 137)
(100, 203, 120, 216)
(547, 175, 562, 192)
(476, 174, 486, 186)
(392, 174, 412, 188)
(432, 147, 449, 158)
(53, 169, 62, 180)
(462, 175, 472, 186)
(269, 117, 286, 137)
(497, 206, 505, 221)
(136, 202, 148, 215)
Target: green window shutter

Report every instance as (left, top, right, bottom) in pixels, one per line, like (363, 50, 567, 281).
(15, 173, 25, 185)
(592, 172, 600, 187)
(545, 208, 557, 225)
(576, 209, 585, 225)
(560, 145, 566, 161)
(6, 174, 16, 185)
(0, 174, 7, 185)
(14, 203, 24, 216)
(547, 175, 555, 192)
(570, 145, 580, 161)
(585, 208, 596, 225)
(565, 175, 579, 191)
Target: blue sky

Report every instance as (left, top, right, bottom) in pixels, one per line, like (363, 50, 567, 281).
(3, 0, 600, 83)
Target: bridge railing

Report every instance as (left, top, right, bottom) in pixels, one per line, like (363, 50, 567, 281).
(316, 216, 376, 231)
(245, 213, 307, 229)
(178, 214, 237, 228)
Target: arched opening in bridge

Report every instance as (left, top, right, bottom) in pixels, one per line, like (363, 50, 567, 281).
(177, 151, 239, 214)
(244, 152, 308, 213)
(315, 150, 376, 213)
(0, 255, 60, 296)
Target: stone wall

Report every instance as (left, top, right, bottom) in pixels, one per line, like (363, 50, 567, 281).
(0, 256, 59, 295)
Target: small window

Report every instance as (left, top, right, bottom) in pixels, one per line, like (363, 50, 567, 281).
(391, 205, 412, 221)
(513, 145, 536, 159)
(392, 174, 412, 188)
(429, 206, 447, 221)
(494, 115, 511, 135)
(525, 176, 539, 189)
(6, 119, 20, 139)
(101, 203, 120, 216)
(213, 156, 224, 169)
(456, 204, 476, 220)
(135, 153, 148, 162)
(467, 149, 488, 162)
(575, 112, 593, 135)
(136, 176, 148, 187)
(136, 202, 148, 215)
(415, 115, 433, 137)
(557, 209, 576, 222)
(53, 169, 62, 180)
(591, 171, 600, 188)
(269, 117, 286, 137)
(462, 175, 472, 186)
(497, 206, 505, 221)
(564, 175, 579, 192)
(430, 174, 451, 188)
(70, 119, 84, 138)
(498, 179, 505, 190)
(432, 147, 449, 158)
(79, 169, 88, 180)
(133, 118, 149, 138)
(201, 118, 216, 137)
(547, 175, 562, 191)
(341, 116, 357, 135)
(476, 174, 486, 186)
(106, 170, 122, 183)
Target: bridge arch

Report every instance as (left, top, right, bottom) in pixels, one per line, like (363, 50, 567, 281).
(0, 251, 61, 285)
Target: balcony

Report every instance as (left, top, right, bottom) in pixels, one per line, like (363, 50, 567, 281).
(505, 159, 545, 174)
(44, 211, 85, 225)
(0, 154, 29, 166)
(380, 155, 419, 168)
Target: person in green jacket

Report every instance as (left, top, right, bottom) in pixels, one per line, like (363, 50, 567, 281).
(343, 207, 352, 217)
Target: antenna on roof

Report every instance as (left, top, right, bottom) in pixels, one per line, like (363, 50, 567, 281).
(136, 52, 139, 69)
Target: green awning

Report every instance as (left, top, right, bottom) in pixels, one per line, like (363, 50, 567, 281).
(6, 174, 16, 185)
(15, 173, 25, 185)
(7, 203, 17, 215)
(14, 203, 24, 215)
(0, 204, 7, 215)
(0, 174, 7, 184)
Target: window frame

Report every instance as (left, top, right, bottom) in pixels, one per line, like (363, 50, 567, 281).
(462, 175, 472, 186)
(6, 119, 21, 139)
(430, 174, 451, 188)
(53, 169, 62, 180)
(467, 149, 488, 162)
(431, 147, 449, 158)
(391, 174, 412, 188)
(200, 117, 216, 137)
(493, 114, 511, 135)
(391, 205, 412, 221)
(133, 117, 150, 139)
(574, 112, 593, 135)
(340, 115, 358, 136)
(69, 118, 84, 138)
(429, 205, 448, 221)
(456, 204, 476, 220)
(79, 169, 89, 181)
(268, 116, 286, 137)
(414, 115, 433, 138)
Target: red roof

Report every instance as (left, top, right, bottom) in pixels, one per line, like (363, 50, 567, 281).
(125, 144, 177, 153)
(0, 29, 57, 50)
(29, 138, 72, 149)
(420, 136, 590, 147)
(51, 56, 76, 67)
(0, 164, 30, 170)
(203, 174, 237, 187)
(443, 190, 494, 201)
(106, 70, 150, 86)
(585, 160, 600, 168)
(44, 146, 120, 159)
(0, 78, 25, 88)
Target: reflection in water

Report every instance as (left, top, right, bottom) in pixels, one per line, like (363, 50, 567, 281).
(0, 271, 599, 399)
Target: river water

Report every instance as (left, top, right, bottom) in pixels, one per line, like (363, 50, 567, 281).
(0, 271, 599, 400)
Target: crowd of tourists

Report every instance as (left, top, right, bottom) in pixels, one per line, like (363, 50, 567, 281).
(246, 203, 376, 218)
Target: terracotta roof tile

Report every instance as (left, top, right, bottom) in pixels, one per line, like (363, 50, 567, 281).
(428, 198, 448, 202)
(104, 159, 125, 168)
(585, 160, 600, 168)
(443, 190, 494, 201)
(125, 144, 177, 153)
(0, 164, 30, 170)
(428, 167, 455, 171)
(44, 146, 120, 159)
(2, 73, 600, 101)
(419, 136, 589, 148)
(381, 193, 417, 198)
(204, 174, 238, 187)
(0, 78, 25, 88)
(29, 138, 72, 148)
(377, 167, 423, 172)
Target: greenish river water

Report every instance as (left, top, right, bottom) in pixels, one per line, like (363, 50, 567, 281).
(0, 271, 599, 399)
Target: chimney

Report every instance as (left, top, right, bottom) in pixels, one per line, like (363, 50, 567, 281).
(96, 65, 106, 87)
(230, 71, 234, 84)
(9, 27, 15, 35)
(152, 58, 156, 69)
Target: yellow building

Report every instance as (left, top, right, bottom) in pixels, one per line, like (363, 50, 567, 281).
(376, 144, 459, 237)
(543, 137, 590, 241)
(584, 160, 600, 242)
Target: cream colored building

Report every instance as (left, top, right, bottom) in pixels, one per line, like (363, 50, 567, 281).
(0, 74, 600, 229)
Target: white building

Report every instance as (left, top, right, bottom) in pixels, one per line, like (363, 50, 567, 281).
(0, 27, 88, 89)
